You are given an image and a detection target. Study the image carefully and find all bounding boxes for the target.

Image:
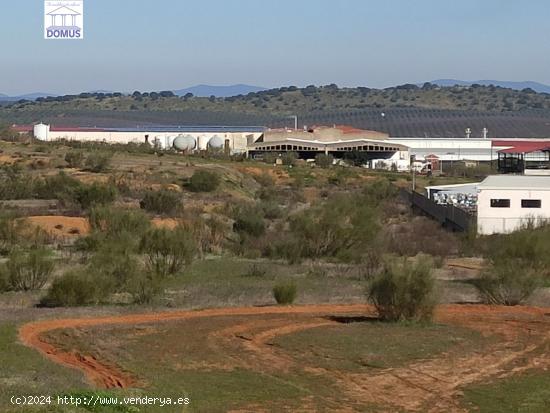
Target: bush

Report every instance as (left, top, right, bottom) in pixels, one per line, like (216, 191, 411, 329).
(281, 152, 298, 166)
(128, 272, 163, 304)
(3, 248, 55, 291)
(88, 206, 151, 239)
(315, 153, 334, 168)
(233, 207, 265, 237)
(64, 150, 86, 168)
(273, 282, 297, 305)
(85, 152, 112, 173)
(36, 171, 83, 202)
(40, 271, 100, 307)
(140, 189, 181, 215)
(89, 244, 140, 290)
(367, 256, 436, 322)
(75, 182, 117, 209)
(188, 170, 220, 192)
(282, 192, 380, 262)
(473, 259, 541, 305)
(0, 212, 26, 254)
(260, 200, 283, 219)
(139, 227, 195, 277)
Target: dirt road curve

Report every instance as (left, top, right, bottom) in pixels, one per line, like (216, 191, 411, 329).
(18, 304, 550, 412)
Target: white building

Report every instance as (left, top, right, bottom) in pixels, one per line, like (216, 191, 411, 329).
(33, 123, 264, 154)
(477, 175, 550, 235)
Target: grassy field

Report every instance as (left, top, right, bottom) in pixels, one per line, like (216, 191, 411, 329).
(462, 373, 550, 413)
(35, 312, 489, 412)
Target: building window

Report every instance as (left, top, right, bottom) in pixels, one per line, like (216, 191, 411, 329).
(521, 199, 542, 208)
(490, 199, 510, 208)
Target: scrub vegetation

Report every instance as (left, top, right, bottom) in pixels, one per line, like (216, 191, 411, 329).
(0, 138, 548, 412)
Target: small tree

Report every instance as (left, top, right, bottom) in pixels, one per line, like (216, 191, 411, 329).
(85, 152, 112, 173)
(4, 248, 55, 291)
(139, 227, 196, 277)
(0, 213, 26, 254)
(233, 207, 265, 237)
(281, 152, 298, 166)
(367, 256, 436, 322)
(128, 271, 163, 304)
(140, 189, 181, 215)
(315, 153, 333, 168)
(64, 150, 86, 168)
(188, 170, 220, 192)
(88, 206, 151, 239)
(473, 259, 541, 305)
(40, 271, 100, 307)
(75, 182, 118, 209)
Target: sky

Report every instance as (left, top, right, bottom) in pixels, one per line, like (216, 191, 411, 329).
(1, 0, 550, 95)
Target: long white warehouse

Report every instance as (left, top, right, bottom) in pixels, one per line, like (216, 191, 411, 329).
(33, 123, 265, 154)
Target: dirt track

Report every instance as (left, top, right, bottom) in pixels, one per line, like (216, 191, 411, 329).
(18, 304, 550, 412)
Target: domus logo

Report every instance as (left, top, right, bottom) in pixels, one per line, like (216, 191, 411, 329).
(44, 1, 84, 40)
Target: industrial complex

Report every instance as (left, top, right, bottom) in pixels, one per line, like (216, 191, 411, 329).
(8, 122, 550, 235)
(21, 122, 550, 174)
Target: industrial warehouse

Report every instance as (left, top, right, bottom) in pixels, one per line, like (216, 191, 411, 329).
(22, 123, 550, 173)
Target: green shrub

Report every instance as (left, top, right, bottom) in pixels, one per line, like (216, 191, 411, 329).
(89, 244, 139, 290)
(139, 227, 195, 277)
(88, 206, 151, 239)
(260, 200, 283, 219)
(367, 256, 436, 322)
(0, 212, 26, 254)
(315, 153, 334, 168)
(75, 182, 117, 209)
(0, 167, 36, 200)
(3, 248, 55, 291)
(188, 170, 220, 192)
(84, 152, 112, 173)
(233, 207, 265, 237)
(64, 150, 86, 168)
(253, 172, 275, 187)
(36, 171, 83, 202)
(262, 153, 278, 165)
(0, 270, 8, 292)
(273, 282, 297, 305)
(140, 189, 181, 215)
(40, 271, 100, 307)
(281, 152, 298, 166)
(128, 271, 163, 304)
(473, 259, 541, 305)
(283, 193, 379, 262)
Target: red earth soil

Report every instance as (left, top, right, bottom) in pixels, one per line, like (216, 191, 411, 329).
(18, 304, 550, 412)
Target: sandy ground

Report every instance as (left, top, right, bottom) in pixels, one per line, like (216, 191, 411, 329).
(18, 304, 550, 412)
(25, 216, 90, 238)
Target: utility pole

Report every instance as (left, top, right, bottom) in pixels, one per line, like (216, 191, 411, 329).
(289, 115, 298, 130)
(410, 154, 416, 192)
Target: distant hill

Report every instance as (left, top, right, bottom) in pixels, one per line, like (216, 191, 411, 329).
(174, 84, 267, 97)
(430, 79, 550, 94)
(0, 92, 57, 101)
(4, 83, 550, 138)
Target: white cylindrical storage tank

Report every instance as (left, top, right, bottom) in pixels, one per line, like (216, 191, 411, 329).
(208, 135, 224, 150)
(34, 123, 50, 141)
(173, 134, 196, 151)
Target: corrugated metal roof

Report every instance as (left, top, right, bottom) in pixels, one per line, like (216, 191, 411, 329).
(48, 125, 265, 133)
(498, 142, 550, 154)
(478, 175, 550, 190)
(107, 125, 265, 133)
